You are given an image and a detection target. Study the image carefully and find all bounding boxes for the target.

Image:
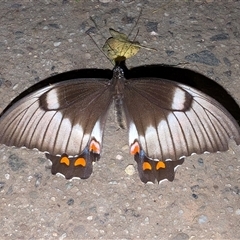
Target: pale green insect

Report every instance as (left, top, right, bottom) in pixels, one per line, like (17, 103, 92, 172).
(103, 28, 155, 61)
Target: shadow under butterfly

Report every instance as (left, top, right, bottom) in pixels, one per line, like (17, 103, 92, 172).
(0, 29, 240, 184)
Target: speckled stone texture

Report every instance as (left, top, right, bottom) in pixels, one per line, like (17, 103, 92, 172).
(0, 0, 240, 239)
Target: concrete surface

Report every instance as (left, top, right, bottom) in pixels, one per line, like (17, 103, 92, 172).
(0, 0, 240, 239)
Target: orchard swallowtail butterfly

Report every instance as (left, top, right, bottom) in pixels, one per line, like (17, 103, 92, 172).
(0, 29, 239, 183)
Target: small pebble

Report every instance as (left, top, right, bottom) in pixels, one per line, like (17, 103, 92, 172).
(116, 154, 123, 160)
(59, 233, 67, 240)
(53, 42, 61, 47)
(87, 216, 93, 221)
(198, 215, 208, 224)
(235, 209, 240, 215)
(67, 198, 74, 206)
(226, 206, 233, 213)
(84, 53, 91, 59)
(198, 158, 204, 166)
(99, 0, 112, 2)
(125, 165, 135, 175)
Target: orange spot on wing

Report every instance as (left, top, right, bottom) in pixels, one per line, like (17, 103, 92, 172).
(156, 161, 166, 170)
(89, 140, 100, 154)
(130, 142, 140, 155)
(74, 158, 86, 167)
(143, 162, 152, 171)
(60, 156, 70, 166)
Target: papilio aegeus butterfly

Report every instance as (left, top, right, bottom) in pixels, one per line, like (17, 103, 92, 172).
(0, 29, 240, 183)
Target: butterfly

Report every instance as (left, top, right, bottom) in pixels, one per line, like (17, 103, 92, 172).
(0, 29, 240, 183)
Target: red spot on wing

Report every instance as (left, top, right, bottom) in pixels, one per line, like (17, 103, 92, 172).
(74, 157, 86, 167)
(130, 141, 140, 155)
(142, 162, 152, 171)
(89, 139, 100, 154)
(156, 161, 166, 170)
(60, 156, 70, 166)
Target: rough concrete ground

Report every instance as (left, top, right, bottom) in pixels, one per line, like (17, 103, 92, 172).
(0, 0, 240, 239)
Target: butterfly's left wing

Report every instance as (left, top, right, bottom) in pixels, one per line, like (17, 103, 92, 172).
(0, 78, 113, 179)
(123, 77, 240, 183)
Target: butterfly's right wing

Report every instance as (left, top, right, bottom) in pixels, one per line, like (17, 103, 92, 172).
(0, 78, 113, 179)
(123, 77, 240, 183)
